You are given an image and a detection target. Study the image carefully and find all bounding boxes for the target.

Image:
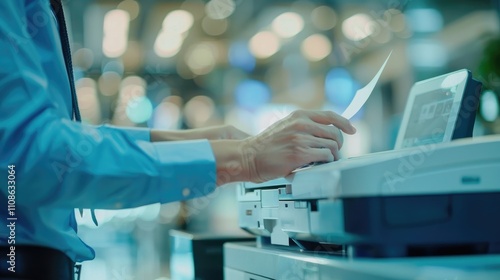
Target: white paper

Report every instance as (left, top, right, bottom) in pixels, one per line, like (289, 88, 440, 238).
(341, 51, 392, 119)
(292, 51, 393, 173)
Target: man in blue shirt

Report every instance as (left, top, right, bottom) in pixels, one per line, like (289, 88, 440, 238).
(0, 0, 355, 278)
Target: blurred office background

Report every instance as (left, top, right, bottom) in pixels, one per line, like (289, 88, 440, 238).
(62, 0, 500, 279)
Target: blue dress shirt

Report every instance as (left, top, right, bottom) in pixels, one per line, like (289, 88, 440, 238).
(0, 0, 216, 262)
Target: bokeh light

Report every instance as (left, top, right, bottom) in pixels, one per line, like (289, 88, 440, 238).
(228, 41, 255, 72)
(184, 95, 215, 128)
(271, 12, 304, 38)
(73, 48, 94, 71)
(98, 71, 122, 96)
(387, 8, 407, 33)
(121, 75, 147, 89)
(205, 0, 235, 20)
(102, 60, 124, 76)
(117, 0, 140, 21)
(325, 68, 358, 108)
(162, 10, 194, 34)
(342, 13, 374, 41)
(481, 90, 499, 122)
(234, 79, 271, 110)
(76, 78, 101, 124)
(406, 8, 443, 33)
(102, 9, 130, 58)
(249, 31, 280, 59)
(126, 96, 153, 124)
(154, 31, 183, 58)
(301, 34, 332, 61)
(152, 101, 181, 130)
(408, 40, 447, 68)
(112, 76, 147, 126)
(201, 17, 228, 36)
(185, 43, 217, 75)
(154, 10, 193, 58)
(311, 6, 337, 30)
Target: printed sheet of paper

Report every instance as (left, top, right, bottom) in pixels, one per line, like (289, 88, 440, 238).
(292, 51, 393, 173)
(340, 51, 392, 119)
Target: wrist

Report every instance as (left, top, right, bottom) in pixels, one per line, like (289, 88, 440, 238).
(240, 137, 261, 183)
(209, 139, 253, 185)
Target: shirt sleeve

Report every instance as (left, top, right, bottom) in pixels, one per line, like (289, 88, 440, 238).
(98, 125, 151, 142)
(0, 2, 216, 210)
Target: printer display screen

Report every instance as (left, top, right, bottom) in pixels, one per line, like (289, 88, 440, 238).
(401, 89, 456, 148)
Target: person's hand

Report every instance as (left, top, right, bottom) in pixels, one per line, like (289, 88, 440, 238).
(241, 110, 356, 183)
(151, 125, 249, 142)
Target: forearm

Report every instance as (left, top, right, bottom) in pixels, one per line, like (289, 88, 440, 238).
(151, 125, 250, 142)
(150, 129, 192, 142)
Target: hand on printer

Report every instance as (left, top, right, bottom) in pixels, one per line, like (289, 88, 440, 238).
(209, 110, 355, 185)
(241, 110, 356, 183)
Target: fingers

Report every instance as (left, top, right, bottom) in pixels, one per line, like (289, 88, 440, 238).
(304, 122, 344, 149)
(291, 110, 356, 135)
(302, 135, 341, 160)
(303, 148, 334, 164)
(313, 137, 341, 160)
(288, 118, 344, 149)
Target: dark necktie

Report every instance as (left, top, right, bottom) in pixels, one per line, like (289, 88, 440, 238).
(50, 1, 99, 229)
(50, 0, 81, 122)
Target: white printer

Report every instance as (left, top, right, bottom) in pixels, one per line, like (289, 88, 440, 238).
(235, 69, 500, 258)
(237, 135, 500, 257)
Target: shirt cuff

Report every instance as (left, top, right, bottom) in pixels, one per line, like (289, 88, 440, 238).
(153, 139, 216, 202)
